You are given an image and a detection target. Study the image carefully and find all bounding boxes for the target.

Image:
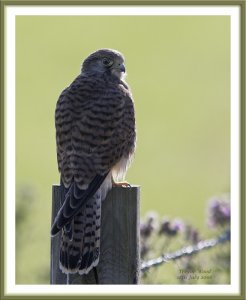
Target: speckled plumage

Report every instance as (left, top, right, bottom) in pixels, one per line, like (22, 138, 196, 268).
(51, 49, 136, 275)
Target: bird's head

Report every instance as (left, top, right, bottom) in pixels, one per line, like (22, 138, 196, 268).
(81, 49, 126, 80)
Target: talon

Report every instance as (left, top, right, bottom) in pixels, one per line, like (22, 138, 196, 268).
(112, 178, 131, 188)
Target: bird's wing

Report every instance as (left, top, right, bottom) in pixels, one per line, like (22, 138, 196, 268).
(51, 76, 135, 236)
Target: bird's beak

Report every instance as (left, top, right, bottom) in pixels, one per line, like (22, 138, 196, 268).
(119, 63, 126, 73)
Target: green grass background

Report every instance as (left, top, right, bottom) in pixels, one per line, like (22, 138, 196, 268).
(16, 16, 230, 284)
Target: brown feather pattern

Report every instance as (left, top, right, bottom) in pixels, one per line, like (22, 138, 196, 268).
(56, 73, 135, 188)
(52, 49, 136, 275)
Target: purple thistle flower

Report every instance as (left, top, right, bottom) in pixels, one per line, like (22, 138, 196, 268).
(173, 219, 184, 232)
(146, 212, 158, 225)
(159, 218, 184, 236)
(207, 196, 230, 228)
(140, 222, 154, 238)
(140, 212, 158, 238)
(159, 219, 171, 235)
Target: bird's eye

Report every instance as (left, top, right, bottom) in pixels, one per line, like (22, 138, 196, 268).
(102, 58, 113, 67)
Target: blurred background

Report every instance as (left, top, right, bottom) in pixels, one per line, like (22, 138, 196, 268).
(16, 15, 230, 284)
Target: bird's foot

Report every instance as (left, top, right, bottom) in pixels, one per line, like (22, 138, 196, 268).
(112, 180, 131, 188)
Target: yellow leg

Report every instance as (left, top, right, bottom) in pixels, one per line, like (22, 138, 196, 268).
(112, 177, 131, 188)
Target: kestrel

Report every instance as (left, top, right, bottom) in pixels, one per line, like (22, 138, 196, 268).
(51, 49, 136, 275)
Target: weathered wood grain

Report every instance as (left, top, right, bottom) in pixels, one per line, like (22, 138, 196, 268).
(50, 185, 140, 284)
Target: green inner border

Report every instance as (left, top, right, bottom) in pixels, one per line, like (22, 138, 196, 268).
(1, 0, 245, 299)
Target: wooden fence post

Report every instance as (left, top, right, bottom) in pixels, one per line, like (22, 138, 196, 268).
(50, 185, 140, 284)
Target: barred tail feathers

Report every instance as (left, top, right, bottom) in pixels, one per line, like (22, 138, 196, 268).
(78, 192, 101, 274)
(59, 191, 101, 275)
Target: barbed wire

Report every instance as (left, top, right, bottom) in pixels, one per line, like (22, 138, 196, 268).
(141, 229, 230, 272)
